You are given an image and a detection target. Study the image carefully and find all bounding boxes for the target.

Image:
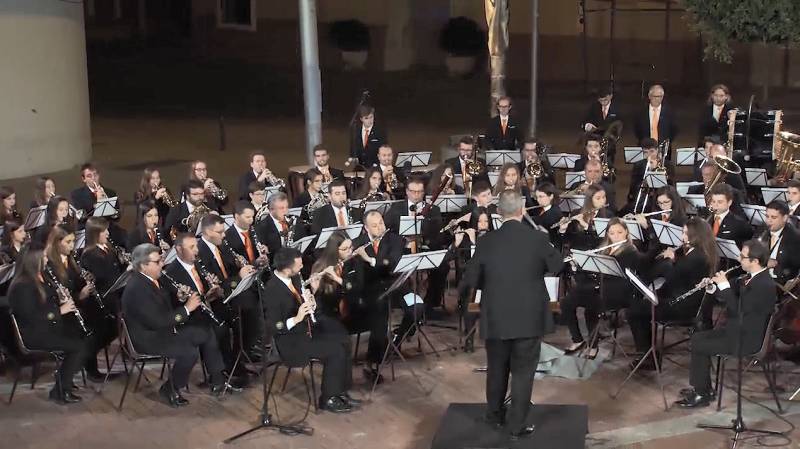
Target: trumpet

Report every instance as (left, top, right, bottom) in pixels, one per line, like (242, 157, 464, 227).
(259, 168, 286, 189)
(156, 184, 178, 208)
(668, 266, 742, 306)
(563, 240, 626, 263)
(205, 179, 228, 201)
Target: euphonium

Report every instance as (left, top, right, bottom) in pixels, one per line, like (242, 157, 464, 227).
(304, 191, 330, 214)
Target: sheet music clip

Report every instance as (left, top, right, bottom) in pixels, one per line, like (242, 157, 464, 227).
(92, 197, 118, 217)
(570, 250, 625, 278)
(677, 182, 703, 197)
(491, 214, 504, 230)
(263, 186, 281, 201)
(625, 268, 658, 305)
(0, 263, 16, 285)
(316, 225, 363, 249)
(558, 195, 584, 213)
(24, 206, 47, 231)
(395, 151, 431, 167)
(565, 171, 586, 187)
(624, 147, 645, 164)
(683, 194, 707, 209)
(399, 216, 425, 237)
(643, 172, 668, 189)
(485, 150, 520, 166)
(741, 204, 767, 227)
(393, 249, 448, 273)
(761, 187, 788, 204)
(675, 147, 705, 166)
(74, 229, 86, 251)
(103, 269, 134, 298)
(289, 235, 316, 253)
(364, 200, 402, 216)
(545, 276, 560, 303)
(744, 168, 768, 187)
(163, 246, 178, 264)
(546, 153, 581, 169)
(716, 238, 741, 260)
(434, 195, 468, 213)
(286, 207, 303, 218)
(223, 267, 265, 304)
(650, 219, 684, 247)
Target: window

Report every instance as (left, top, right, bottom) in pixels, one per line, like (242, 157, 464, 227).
(217, 0, 256, 31)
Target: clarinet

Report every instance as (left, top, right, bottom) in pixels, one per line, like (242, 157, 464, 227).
(107, 236, 132, 267)
(43, 264, 92, 336)
(160, 270, 223, 327)
(285, 215, 297, 247)
(72, 253, 106, 311)
(154, 227, 171, 253)
(249, 225, 269, 263)
(222, 238, 249, 269)
(297, 272, 316, 337)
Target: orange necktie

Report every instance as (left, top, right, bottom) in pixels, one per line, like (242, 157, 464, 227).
(213, 246, 229, 278)
(501, 118, 507, 135)
(650, 108, 659, 141)
(151, 278, 160, 289)
(191, 266, 205, 294)
(770, 234, 777, 249)
(241, 231, 255, 263)
(287, 282, 302, 303)
(337, 209, 346, 227)
(712, 216, 721, 236)
(372, 239, 379, 255)
(363, 128, 369, 148)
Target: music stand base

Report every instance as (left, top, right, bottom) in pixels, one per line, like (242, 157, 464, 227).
(697, 418, 783, 449)
(224, 413, 313, 444)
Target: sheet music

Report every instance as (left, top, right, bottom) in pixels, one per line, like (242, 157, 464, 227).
(624, 147, 645, 164)
(395, 151, 432, 167)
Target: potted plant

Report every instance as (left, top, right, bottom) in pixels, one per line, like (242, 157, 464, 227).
(329, 19, 371, 70)
(439, 16, 486, 77)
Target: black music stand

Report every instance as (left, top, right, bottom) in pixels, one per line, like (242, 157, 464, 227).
(565, 171, 586, 187)
(92, 197, 118, 218)
(0, 263, 16, 285)
(24, 206, 46, 232)
(611, 268, 669, 411)
(221, 267, 267, 395)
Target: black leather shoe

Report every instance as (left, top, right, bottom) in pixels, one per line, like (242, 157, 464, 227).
(679, 387, 716, 400)
(159, 383, 189, 408)
(49, 388, 82, 404)
(339, 393, 362, 408)
(363, 368, 384, 385)
(211, 382, 243, 395)
(509, 425, 535, 441)
(675, 390, 712, 408)
(319, 395, 352, 413)
(62, 391, 83, 403)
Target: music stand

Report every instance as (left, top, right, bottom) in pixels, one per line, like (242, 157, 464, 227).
(744, 168, 769, 187)
(0, 263, 16, 285)
(761, 187, 788, 204)
(611, 269, 669, 411)
(315, 225, 363, 249)
(163, 247, 178, 265)
(675, 147, 705, 166)
(453, 174, 464, 189)
(103, 269, 134, 299)
(741, 204, 767, 227)
(650, 220, 684, 247)
(395, 151, 431, 167)
(565, 171, 586, 188)
(676, 182, 704, 197)
(286, 207, 303, 218)
(546, 153, 581, 170)
(624, 147, 645, 164)
(364, 200, 402, 216)
(24, 206, 46, 231)
(491, 214, 504, 230)
(559, 195, 584, 213)
(643, 172, 668, 189)
(434, 195, 468, 213)
(484, 150, 520, 166)
(263, 186, 281, 201)
(288, 235, 316, 254)
(93, 197, 118, 217)
(487, 171, 499, 187)
(684, 194, 707, 211)
(716, 238, 741, 260)
(74, 230, 86, 252)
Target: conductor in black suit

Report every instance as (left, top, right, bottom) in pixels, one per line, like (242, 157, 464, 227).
(458, 190, 562, 439)
(349, 105, 387, 168)
(633, 84, 678, 157)
(485, 96, 524, 151)
(676, 240, 777, 407)
(581, 87, 622, 165)
(697, 84, 735, 145)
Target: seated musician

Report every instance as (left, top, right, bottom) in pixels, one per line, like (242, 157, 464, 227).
(625, 138, 674, 214)
(787, 180, 800, 218)
(350, 210, 405, 383)
(561, 217, 642, 357)
(311, 180, 359, 234)
(46, 224, 116, 383)
(81, 217, 126, 316)
(445, 135, 490, 189)
(264, 247, 360, 413)
(375, 145, 406, 198)
(0, 186, 21, 225)
(1, 219, 26, 264)
(32, 195, 74, 247)
(186, 160, 227, 213)
(70, 163, 118, 222)
(761, 201, 800, 284)
(517, 138, 556, 189)
(706, 183, 752, 247)
(427, 164, 461, 196)
(464, 181, 497, 216)
(573, 134, 603, 172)
(296, 169, 330, 220)
(354, 167, 393, 202)
(128, 200, 170, 252)
(568, 159, 617, 212)
(224, 201, 268, 268)
(30, 176, 56, 209)
(676, 240, 777, 408)
(690, 142, 746, 192)
(691, 136, 721, 181)
(531, 183, 564, 242)
(493, 163, 532, 208)
(164, 179, 206, 240)
(134, 168, 173, 224)
(237, 151, 281, 201)
(485, 96, 524, 151)
(9, 249, 90, 404)
(309, 230, 364, 326)
(312, 144, 344, 183)
(631, 186, 688, 259)
(247, 181, 267, 213)
(628, 218, 718, 368)
(558, 184, 615, 247)
(121, 243, 231, 407)
(254, 192, 306, 259)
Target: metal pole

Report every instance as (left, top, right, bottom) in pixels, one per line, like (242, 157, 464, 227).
(299, 0, 322, 164)
(529, 0, 539, 137)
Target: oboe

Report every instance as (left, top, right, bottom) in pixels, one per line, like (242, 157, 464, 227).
(43, 264, 92, 336)
(669, 266, 742, 306)
(160, 271, 223, 326)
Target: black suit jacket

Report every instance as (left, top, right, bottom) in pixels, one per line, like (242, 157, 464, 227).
(759, 227, 800, 284)
(459, 220, 562, 339)
(8, 281, 67, 347)
(237, 171, 280, 201)
(352, 232, 404, 300)
(310, 205, 362, 235)
(714, 212, 753, 247)
(633, 104, 678, 145)
(80, 246, 123, 304)
(163, 202, 191, 241)
(581, 99, 622, 131)
(127, 226, 168, 252)
(658, 247, 711, 304)
(70, 185, 119, 226)
(384, 200, 445, 250)
(485, 115, 524, 151)
(120, 271, 190, 353)
(350, 124, 387, 168)
(715, 270, 776, 350)
(698, 104, 735, 142)
(197, 239, 241, 295)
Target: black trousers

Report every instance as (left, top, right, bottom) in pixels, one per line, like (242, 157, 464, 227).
(80, 311, 118, 373)
(562, 276, 631, 344)
(628, 292, 711, 353)
(25, 331, 89, 392)
(423, 265, 449, 309)
(485, 337, 542, 434)
(149, 325, 226, 389)
(365, 290, 425, 364)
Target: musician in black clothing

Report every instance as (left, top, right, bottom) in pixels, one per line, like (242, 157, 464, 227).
(30, 176, 56, 210)
(531, 183, 563, 243)
(676, 240, 776, 408)
(247, 181, 267, 213)
(70, 164, 119, 224)
(1, 219, 26, 265)
(459, 190, 562, 440)
(485, 96, 524, 151)
(186, 160, 227, 213)
(573, 135, 603, 173)
(445, 135, 491, 192)
(32, 195, 74, 247)
(461, 181, 497, 217)
(311, 180, 360, 234)
(128, 200, 170, 253)
(581, 87, 622, 165)
(312, 144, 345, 183)
(164, 179, 206, 240)
(786, 180, 800, 218)
(632, 84, 678, 157)
(237, 151, 281, 201)
(707, 183, 752, 247)
(0, 186, 21, 226)
(517, 138, 556, 189)
(81, 217, 125, 309)
(264, 247, 360, 413)
(625, 138, 674, 214)
(349, 104, 387, 168)
(225, 201, 269, 268)
(294, 168, 321, 210)
(9, 249, 90, 404)
(761, 201, 800, 284)
(254, 192, 305, 258)
(355, 167, 394, 201)
(122, 243, 230, 407)
(375, 145, 407, 198)
(568, 160, 617, 212)
(691, 136, 722, 182)
(134, 168, 173, 226)
(309, 231, 365, 326)
(493, 163, 533, 208)
(688, 166, 745, 219)
(697, 84, 735, 145)
(632, 186, 688, 257)
(558, 184, 615, 248)
(691, 143, 746, 192)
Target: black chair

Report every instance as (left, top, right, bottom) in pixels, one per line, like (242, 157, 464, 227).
(7, 314, 64, 404)
(112, 316, 171, 411)
(266, 337, 319, 413)
(713, 311, 782, 413)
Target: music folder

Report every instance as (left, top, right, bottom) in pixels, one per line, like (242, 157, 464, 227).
(675, 147, 705, 166)
(434, 195, 468, 213)
(453, 173, 464, 188)
(485, 150, 521, 166)
(744, 168, 768, 187)
(558, 195, 584, 213)
(761, 187, 788, 204)
(564, 171, 586, 187)
(546, 153, 581, 169)
(24, 206, 46, 231)
(741, 204, 767, 227)
(395, 151, 432, 167)
(289, 235, 316, 253)
(715, 238, 741, 260)
(316, 224, 363, 249)
(570, 250, 625, 278)
(92, 197, 118, 217)
(650, 219, 683, 247)
(624, 147, 645, 164)
(625, 268, 658, 305)
(393, 249, 448, 273)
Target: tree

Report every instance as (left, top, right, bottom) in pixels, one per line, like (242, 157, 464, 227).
(683, 0, 800, 100)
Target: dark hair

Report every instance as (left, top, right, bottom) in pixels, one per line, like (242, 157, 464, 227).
(584, 134, 601, 146)
(358, 104, 375, 118)
(273, 247, 301, 271)
(45, 223, 77, 284)
(600, 217, 633, 250)
(709, 183, 733, 202)
(685, 217, 718, 275)
(249, 150, 265, 163)
(653, 186, 686, 223)
(79, 163, 96, 176)
(596, 85, 613, 97)
(186, 179, 204, 191)
(136, 200, 157, 232)
(45, 195, 72, 227)
(200, 213, 225, 232)
(471, 180, 492, 196)
(766, 200, 789, 216)
(304, 168, 322, 187)
(787, 179, 800, 191)
(173, 232, 195, 248)
(458, 135, 475, 147)
(640, 137, 658, 150)
(534, 182, 559, 204)
(522, 137, 539, 148)
(406, 175, 426, 190)
(312, 144, 327, 155)
(742, 239, 769, 267)
(581, 184, 606, 216)
(136, 168, 158, 204)
(248, 181, 266, 195)
(33, 176, 54, 207)
(468, 206, 494, 231)
(703, 135, 722, 146)
(234, 200, 255, 216)
(0, 186, 16, 223)
(311, 231, 350, 295)
(85, 216, 109, 249)
(357, 167, 386, 199)
(1, 219, 23, 248)
(329, 179, 347, 193)
(10, 249, 46, 303)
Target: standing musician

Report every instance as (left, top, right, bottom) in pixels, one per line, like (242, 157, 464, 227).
(225, 201, 269, 268)
(350, 210, 404, 383)
(633, 84, 678, 158)
(264, 247, 360, 413)
(294, 168, 326, 214)
(70, 163, 118, 223)
(0, 186, 21, 225)
(697, 84, 734, 146)
(445, 136, 491, 191)
(354, 167, 393, 202)
(349, 104, 387, 168)
(312, 144, 345, 183)
(9, 249, 90, 404)
(760, 201, 800, 284)
(128, 200, 170, 252)
(581, 86, 622, 166)
(787, 180, 800, 219)
(309, 230, 365, 325)
(134, 168, 174, 226)
(561, 218, 642, 357)
(517, 138, 556, 189)
(628, 218, 718, 366)
(30, 176, 56, 209)
(1, 219, 27, 265)
(676, 240, 776, 408)
(493, 163, 532, 208)
(311, 180, 359, 234)
(485, 96, 524, 151)
(706, 183, 752, 247)
(558, 184, 615, 249)
(531, 183, 564, 239)
(625, 138, 674, 213)
(375, 145, 406, 199)
(458, 190, 562, 440)
(254, 192, 305, 258)
(237, 151, 282, 201)
(186, 160, 227, 213)
(45, 224, 116, 382)
(32, 195, 74, 247)
(567, 160, 617, 212)
(164, 179, 206, 240)
(121, 243, 231, 407)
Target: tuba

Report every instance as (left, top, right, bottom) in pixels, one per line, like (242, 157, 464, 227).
(776, 131, 800, 183)
(704, 154, 742, 198)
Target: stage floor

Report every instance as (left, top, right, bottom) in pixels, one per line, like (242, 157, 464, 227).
(2, 309, 800, 449)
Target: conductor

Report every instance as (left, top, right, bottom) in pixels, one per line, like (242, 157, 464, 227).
(459, 190, 562, 440)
